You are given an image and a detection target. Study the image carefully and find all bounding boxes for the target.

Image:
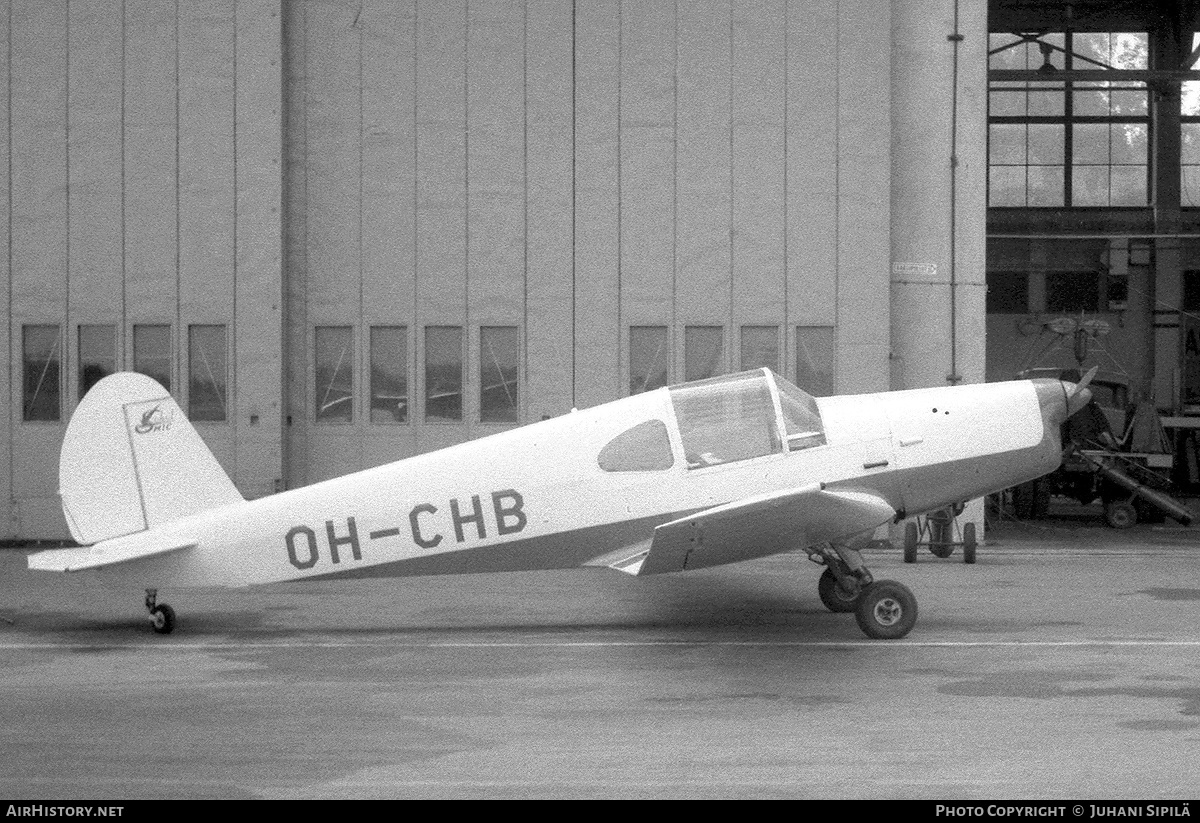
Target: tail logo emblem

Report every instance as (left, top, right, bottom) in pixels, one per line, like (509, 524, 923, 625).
(134, 404, 173, 435)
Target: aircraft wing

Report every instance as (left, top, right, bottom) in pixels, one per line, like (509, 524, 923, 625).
(616, 483, 895, 576)
(26, 538, 197, 573)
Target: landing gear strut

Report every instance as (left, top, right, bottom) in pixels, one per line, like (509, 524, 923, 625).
(144, 589, 176, 635)
(807, 543, 918, 639)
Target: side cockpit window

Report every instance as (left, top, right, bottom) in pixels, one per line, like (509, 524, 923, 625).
(670, 371, 782, 468)
(777, 378, 826, 450)
(598, 419, 675, 472)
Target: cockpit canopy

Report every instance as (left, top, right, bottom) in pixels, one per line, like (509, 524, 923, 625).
(597, 369, 826, 472)
(670, 369, 826, 469)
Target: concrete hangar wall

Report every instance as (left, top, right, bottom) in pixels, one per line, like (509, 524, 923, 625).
(2, 0, 984, 540)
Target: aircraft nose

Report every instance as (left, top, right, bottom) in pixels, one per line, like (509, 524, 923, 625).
(1031, 378, 1088, 429)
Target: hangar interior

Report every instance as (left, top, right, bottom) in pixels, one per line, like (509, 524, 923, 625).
(2, 0, 1198, 540)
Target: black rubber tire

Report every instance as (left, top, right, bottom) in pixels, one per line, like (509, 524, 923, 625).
(903, 522, 918, 564)
(928, 518, 953, 558)
(962, 522, 977, 565)
(817, 567, 860, 613)
(150, 604, 176, 635)
(1104, 500, 1137, 529)
(854, 580, 918, 640)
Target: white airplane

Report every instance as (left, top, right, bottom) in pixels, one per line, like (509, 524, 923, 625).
(26, 367, 1090, 640)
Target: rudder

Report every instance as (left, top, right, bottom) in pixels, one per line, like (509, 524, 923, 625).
(59, 372, 244, 544)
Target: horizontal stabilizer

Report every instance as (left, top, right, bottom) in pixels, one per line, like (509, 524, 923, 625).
(637, 483, 895, 576)
(27, 538, 196, 573)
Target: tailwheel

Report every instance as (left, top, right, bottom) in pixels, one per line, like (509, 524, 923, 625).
(817, 567, 861, 613)
(145, 589, 176, 635)
(854, 580, 917, 640)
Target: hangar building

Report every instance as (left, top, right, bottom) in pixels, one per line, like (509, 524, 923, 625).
(1, 0, 1195, 540)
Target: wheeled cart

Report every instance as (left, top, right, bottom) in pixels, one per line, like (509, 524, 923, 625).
(902, 505, 977, 564)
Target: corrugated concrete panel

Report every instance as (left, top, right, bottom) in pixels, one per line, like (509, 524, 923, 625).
(124, 0, 178, 326)
(836, 0, 891, 393)
(10, 0, 68, 538)
(524, 0, 573, 419)
(234, 0, 283, 499)
(180, 0, 238, 482)
(0, 4, 8, 538)
(676, 0, 731, 331)
(786, 0, 837, 329)
(573, 0, 621, 409)
(619, 1, 675, 329)
(361, 1, 418, 462)
(731, 0, 786, 343)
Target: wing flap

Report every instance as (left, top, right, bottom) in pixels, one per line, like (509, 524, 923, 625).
(637, 483, 895, 576)
(27, 538, 197, 573)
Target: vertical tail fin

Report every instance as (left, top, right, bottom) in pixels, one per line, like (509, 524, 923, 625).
(59, 372, 244, 544)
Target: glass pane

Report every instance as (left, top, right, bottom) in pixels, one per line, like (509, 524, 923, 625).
(189, 325, 227, 422)
(988, 166, 1026, 206)
(1183, 81, 1200, 116)
(23, 325, 61, 422)
(370, 326, 408, 424)
(1072, 165, 1109, 206)
(133, 324, 172, 391)
(1184, 124, 1200, 165)
(670, 371, 781, 468)
(629, 326, 668, 395)
(1074, 86, 1112, 117)
(1072, 123, 1108, 165)
(795, 326, 835, 397)
(1027, 165, 1065, 206)
(1110, 89, 1147, 116)
(424, 326, 462, 422)
(480, 326, 519, 423)
(1183, 166, 1200, 207)
(777, 377, 826, 450)
(1109, 165, 1146, 206)
(684, 326, 723, 382)
(1027, 88, 1063, 117)
(988, 34, 1026, 70)
(989, 123, 1027, 165)
(78, 324, 115, 399)
(1110, 123, 1146, 165)
(988, 87, 1026, 118)
(740, 326, 779, 373)
(316, 326, 354, 423)
(1027, 124, 1064, 164)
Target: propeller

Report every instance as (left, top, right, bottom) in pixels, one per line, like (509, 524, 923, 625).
(1065, 366, 1097, 416)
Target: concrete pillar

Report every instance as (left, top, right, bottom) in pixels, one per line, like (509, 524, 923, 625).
(890, 0, 987, 392)
(889, 0, 989, 534)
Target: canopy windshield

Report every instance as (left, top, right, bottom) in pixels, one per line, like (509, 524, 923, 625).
(669, 369, 825, 469)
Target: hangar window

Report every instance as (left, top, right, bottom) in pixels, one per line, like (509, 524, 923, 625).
(370, 326, 408, 424)
(684, 326, 724, 382)
(316, 326, 354, 423)
(78, 324, 115, 400)
(425, 326, 463, 422)
(598, 419, 674, 472)
(740, 326, 779, 373)
(630, 326, 669, 395)
(22, 325, 61, 422)
(988, 32, 1149, 207)
(133, 324, 172, 392)
(189, 325, 227, 422)
(480, 326, 519, 423)
(795, 327, 834, 396)
(670, 370, 781, 469)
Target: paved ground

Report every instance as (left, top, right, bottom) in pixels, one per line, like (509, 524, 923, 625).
(1, 505, 1199, 799)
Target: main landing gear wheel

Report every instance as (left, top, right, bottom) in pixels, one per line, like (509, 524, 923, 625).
(962, 522, 977, 565)
(818, 567, 861, 613)
(145, 589, 176, 635)
(854, 580, 918, 640)
(903, 522, 918, 564)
